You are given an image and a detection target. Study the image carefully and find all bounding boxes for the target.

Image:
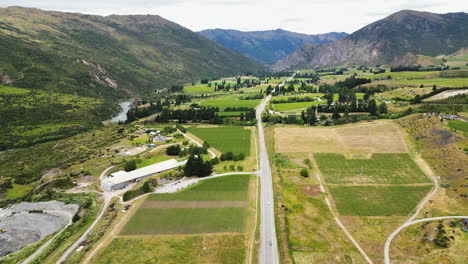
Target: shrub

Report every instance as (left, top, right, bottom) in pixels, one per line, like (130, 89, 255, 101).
(300, 168, 309, 177)
(124, 160, 137, 172)
(166, 145, 181, 156)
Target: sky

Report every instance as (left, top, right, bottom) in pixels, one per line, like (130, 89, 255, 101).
(1, 0, 467, 34)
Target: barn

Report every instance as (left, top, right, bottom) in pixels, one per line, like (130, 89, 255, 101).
(102, 159, 186, 191)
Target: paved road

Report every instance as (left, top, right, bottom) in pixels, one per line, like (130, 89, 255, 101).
(256, 74, 294, 264)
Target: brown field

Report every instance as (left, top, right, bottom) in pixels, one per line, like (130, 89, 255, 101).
(275, 122, 407, 154)
(140, 200, 248, 209)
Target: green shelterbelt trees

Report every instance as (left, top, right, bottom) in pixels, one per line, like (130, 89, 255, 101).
(183, 155, 213, 177)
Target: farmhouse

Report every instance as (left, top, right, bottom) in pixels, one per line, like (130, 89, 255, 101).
(102, 159, 186, 191)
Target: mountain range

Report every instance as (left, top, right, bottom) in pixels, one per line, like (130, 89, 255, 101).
(0, 7, 264, 99)
(198, 29, 347, 64)
(273, 10, 468, 70)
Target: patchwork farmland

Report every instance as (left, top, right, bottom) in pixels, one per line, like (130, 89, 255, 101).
(270, 121, 434, 263)
(187, 126, 251, 155)
(92, 175, 256, 263)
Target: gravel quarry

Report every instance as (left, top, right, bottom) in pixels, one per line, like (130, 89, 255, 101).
(0, 201, 78, 257)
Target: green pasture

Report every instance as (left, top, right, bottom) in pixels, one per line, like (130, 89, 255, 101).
(314, 153, 429, 184)
(448, 120, 468, 133)
(199, 94, 261, 110)
(187, 126, 251, 155)
(271, 101, 325, 112)
(148, 174, 251, 201)
(122, 175, 252, 235)
(121, 207, 246, 235)
(329, 185, 432, 216)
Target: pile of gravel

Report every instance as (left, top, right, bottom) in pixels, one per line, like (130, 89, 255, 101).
(0, 201, 78, 257)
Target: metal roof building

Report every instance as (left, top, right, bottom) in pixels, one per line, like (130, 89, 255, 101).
(102, 159, 186, 191)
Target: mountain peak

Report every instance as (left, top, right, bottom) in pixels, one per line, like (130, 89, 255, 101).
(197, 29, 347, 64)
(274, 10, 467, 70)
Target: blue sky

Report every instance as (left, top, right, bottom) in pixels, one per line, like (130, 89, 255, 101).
(1, 0, 467, 34)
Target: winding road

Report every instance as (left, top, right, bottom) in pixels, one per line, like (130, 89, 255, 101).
(383, 153, 467, 264)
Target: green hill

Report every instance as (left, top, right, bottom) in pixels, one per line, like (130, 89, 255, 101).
(0, 85, 116, 150)
(0, 7, 264, 99)
(0, 7, 264, 149)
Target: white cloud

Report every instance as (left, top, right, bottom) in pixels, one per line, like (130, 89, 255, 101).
(1, 0, 467, 34)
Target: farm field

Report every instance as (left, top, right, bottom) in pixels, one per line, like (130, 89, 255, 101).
(329, 185, 433, 216)
(121, 207, 246, 235)
(121, 175, 251, 235)
(264, 127, 368, 264)
(271, 101, 325, 111)
(314, 153, 429, 184)
(183, 84, 214, 94)
(92, 234, 246, 264)
(240, 84, 268, 94)
(448, 120, 468, 132)
(135, 154, 172, 168)
(369, 71, 442, 80)
(386, 77, 468, 87)
(91, 175, 256, 263)
(187, 126, 251, 155)
(199, 94, 261, 110)
(268, 76, 289, 84)
(269, 119, 438, 262)
(275, 122, 408, 153)
(374, 87, 433, 100)
(147, 174, 250, 201)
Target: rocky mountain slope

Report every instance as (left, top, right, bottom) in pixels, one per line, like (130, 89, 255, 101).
(273, 10, 468, 70)
(0, 7, 264, 99)
(198, 29, 347, 64)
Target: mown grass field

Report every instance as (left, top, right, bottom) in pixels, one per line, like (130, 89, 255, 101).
(147, 175, 251, 201)
(448, 120, 468, 132)
(370, 71, 441, 80)
(121, 175, 251, 235)
(92, 235, 246, 264)
(314, 153, 429, 184)
(187, 126, 251, 155)
(272, 101, 325, 111)
(121, 207, 246, 235)
(135, 155, 172, 168)
(329, 185, 432, 216)
(199, 94, 261, 110)
(183, 84, 214, 94)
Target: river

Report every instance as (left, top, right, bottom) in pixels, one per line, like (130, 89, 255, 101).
(110, 101, 132, 123)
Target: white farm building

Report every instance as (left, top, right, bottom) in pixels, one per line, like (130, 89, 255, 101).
(102, 159, 186, 191)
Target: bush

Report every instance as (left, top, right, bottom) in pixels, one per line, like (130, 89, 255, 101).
(72, 212, 81, 222)
(166, 145, 181, 156)
(220, 152, 245, 161)
(300, 168, 309, 177)
(124, 160, 137, 172)
(123, 181, 154, 202)
(183, 155, 213, 177)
